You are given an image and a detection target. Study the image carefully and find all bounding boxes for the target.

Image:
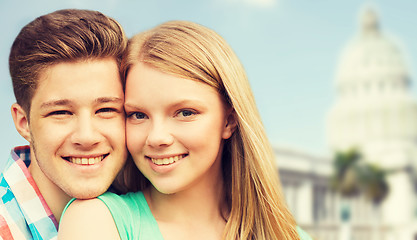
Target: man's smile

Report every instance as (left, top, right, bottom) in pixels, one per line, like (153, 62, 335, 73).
(63, 154, 109, 165)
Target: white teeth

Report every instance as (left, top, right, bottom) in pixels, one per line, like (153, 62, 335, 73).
(68, 156, 104, 165)
(151, 155, 184, 165)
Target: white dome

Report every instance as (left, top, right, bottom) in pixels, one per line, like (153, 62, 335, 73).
(335, 8, 409, 99)
(327, 8, 417, 152)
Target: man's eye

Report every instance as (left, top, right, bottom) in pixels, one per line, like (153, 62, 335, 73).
(128, 112, 148, 120)
(48, 110, 71, 116)
(97, 107, 122, 119)
(97, 108, 113, 113)
(97, 108, 118, 114)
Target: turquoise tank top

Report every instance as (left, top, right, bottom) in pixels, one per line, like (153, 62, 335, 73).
(62, 191, 312, 240)
(98, 191, 164, 240)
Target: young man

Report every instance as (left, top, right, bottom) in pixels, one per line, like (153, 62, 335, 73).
(0, 9, 128, 239)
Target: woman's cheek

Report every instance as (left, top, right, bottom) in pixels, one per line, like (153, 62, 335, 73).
(126, 124, 146, 154)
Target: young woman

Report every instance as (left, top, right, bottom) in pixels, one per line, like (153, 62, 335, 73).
(58, 20, 312, 240)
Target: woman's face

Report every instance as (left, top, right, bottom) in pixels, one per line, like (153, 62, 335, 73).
(124, 63, 235, 194)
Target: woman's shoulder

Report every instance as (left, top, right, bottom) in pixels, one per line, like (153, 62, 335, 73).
(58, 198, 120, 240)
(60, 198, 113, 224)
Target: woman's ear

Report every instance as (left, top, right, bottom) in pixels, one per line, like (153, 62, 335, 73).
(11, 103, 31, 142)
(222, 109, 237, 139)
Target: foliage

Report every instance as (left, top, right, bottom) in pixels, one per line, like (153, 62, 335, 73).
(330, 149, 362, 197)
(331, 149, 389, 205)
(357, 163, 389, 204)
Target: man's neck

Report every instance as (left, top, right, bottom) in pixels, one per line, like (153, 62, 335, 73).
(28, 159, 71, 223)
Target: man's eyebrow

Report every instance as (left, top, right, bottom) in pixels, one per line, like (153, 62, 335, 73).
(40, 97, 123, 109)
(95, 97, 124, 104)
(40, 99, 71, 109)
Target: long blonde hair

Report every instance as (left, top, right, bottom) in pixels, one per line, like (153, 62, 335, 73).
(121, 20, 300, 240)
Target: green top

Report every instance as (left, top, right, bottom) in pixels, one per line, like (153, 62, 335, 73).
(98, 191, 164, 240)
(62, 191, 312, 240)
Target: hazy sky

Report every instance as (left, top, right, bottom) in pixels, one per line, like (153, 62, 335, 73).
(0, 0, 416, 166)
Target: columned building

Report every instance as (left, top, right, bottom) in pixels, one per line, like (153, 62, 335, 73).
(326, 7, 417, 240)
(278, 7, 417, 240)
(277, 145, 378, 240)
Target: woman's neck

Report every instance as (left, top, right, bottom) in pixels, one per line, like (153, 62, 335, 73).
(144, 173, 227, 240)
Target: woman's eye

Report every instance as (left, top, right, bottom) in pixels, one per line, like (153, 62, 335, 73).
(177, 109, 197, 118)
(128, 112, 148, 120)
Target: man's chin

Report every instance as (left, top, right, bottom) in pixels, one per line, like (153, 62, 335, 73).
(69, 188, 108, 199)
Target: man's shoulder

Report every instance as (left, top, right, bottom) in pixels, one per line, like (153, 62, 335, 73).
(0, 145, 32, 210)
(0, 172, 13, 201)
(0, 145, 30, 172)
(0, 174, 33, 239)
(0, 146, 30, 201)
(0, 159, 16, 207)
(0, 145, 57, 239)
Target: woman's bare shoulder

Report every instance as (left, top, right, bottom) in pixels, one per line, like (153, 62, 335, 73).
(58, 198, 120, 240)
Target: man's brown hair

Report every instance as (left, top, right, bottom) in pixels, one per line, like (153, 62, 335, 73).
(9, 9, 127, 115)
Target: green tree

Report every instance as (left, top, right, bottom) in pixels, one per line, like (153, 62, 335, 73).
(357, 163, 389, 205)
(330, 149, 390, 240)
(330, 148, 389, 203)
(330, 149, 362, 197)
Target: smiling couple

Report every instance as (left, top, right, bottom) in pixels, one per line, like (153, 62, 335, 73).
(0, 9, 311, 240)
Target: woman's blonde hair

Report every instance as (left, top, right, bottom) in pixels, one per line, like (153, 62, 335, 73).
(121, 20, 300, 240)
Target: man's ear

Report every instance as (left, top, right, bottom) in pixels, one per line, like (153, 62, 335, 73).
(11, 103, 31, 142)
(222, 109, 237, 140)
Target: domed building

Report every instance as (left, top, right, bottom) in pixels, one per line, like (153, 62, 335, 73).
(326, 7, 417, 240)
(328, 8, 417, 155)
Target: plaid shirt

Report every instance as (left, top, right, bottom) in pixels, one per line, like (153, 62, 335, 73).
(0, 146, 58, 240)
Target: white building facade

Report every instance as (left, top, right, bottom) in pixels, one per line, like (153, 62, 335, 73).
(279, 7, 417, 240)
(277, 146, 381, 240)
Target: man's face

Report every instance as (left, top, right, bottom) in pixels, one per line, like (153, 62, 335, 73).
(27, 58, 127, 199)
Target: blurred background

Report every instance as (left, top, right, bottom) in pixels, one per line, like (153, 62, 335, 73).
(1, 0, 416, 239)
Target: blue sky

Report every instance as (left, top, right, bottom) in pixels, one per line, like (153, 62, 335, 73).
(0, 0, 416, 165)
